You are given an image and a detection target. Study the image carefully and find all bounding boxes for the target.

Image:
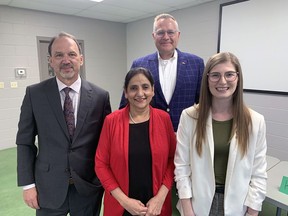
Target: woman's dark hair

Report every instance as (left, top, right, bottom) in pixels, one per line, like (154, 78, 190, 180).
(124, 67, 154, 90)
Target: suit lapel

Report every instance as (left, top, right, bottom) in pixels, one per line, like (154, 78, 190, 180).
(73, 80, 92, 141)
(148, 53, 166, 104)
(44, 78, 70, 139)
(174, 50, 187, 98)
(225, 135, 238, 190)
(206, 112, 215, 164)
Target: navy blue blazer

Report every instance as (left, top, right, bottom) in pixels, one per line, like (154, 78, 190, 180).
(120, 49, 204, 131)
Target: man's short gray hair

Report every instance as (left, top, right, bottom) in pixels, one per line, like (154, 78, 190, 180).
(153, 13, 179, 32)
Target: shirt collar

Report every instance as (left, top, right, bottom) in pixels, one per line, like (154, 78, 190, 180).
(157, 49, 178, 61)
(56, 75, 81, 94)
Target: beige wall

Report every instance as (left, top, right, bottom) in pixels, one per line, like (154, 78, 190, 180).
(0, 6, 126, 150)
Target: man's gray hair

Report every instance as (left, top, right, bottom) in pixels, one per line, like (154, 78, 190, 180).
(153, 13, 179, 32)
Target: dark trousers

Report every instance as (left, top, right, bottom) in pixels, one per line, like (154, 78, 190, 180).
(172, 183, 180, 216)
(36, 184, 104, 216)
(209, 192, 224, 216)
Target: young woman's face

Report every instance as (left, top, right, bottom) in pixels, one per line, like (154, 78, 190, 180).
(208, 61, 238, 100)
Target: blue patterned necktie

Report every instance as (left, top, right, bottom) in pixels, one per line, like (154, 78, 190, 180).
(63, 87, 75, 139)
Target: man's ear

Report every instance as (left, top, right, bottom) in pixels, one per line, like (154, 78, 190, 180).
(80, 54, 84, 66)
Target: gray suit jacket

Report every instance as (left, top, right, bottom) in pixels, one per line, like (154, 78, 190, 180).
(16, 77, 111, 209)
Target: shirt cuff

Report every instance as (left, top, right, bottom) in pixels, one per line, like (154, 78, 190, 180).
(23, 183, 35, 190)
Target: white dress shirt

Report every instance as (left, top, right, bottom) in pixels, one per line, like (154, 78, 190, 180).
(158, 50, 178, 104)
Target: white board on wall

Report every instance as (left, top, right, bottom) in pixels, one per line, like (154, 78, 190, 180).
(218, 0, 288, 94)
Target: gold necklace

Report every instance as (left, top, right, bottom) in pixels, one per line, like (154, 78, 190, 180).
(129, 111, 150, 124)
(129, 112, 137, 124)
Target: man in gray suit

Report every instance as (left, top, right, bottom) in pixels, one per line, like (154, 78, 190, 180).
(16, 32, 111, 216)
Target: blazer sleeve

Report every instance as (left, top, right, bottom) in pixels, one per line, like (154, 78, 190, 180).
(244, 113, 267, 211)
(174, 109, 193, 199)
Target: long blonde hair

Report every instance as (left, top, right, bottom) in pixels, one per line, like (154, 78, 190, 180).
(195, 52, 251, 157)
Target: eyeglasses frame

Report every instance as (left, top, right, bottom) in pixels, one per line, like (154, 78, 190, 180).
(207, 71, 239, 82)
(154, 30, 179, 38)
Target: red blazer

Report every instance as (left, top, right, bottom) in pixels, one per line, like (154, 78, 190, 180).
(95, 105, 176, 216)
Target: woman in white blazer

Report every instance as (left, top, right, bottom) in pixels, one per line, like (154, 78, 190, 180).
(174, 52, 267, 216)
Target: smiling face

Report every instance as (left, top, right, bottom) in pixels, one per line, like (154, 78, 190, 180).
(124, 73, 154, 112)
(208, 61, 238, 101)
(152, 18, 180, 59)
(49, 36, 83, 85)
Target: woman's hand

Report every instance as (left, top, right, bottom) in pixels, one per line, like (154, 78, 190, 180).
(122, 197, 148, 215)
(145, 195, 165, 216)
(181, 198, 195, 216)
(144, 185, 169, 216)
(245, 207, 259, 216)
(111, 187, 148, 215)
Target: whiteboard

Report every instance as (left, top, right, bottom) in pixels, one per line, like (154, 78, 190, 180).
(218, 0, 288, 94)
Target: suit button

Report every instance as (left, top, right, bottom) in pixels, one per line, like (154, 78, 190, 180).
(65, 168, 70, 172)
(167, 108, 170, 112)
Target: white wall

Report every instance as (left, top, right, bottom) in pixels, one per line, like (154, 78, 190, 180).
(126, 0, 288, 160)
(244, 93, 288, 160)
(0, 6, 126, 150)
(1, 1, 287, 160)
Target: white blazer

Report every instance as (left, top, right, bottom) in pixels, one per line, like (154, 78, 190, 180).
(174, 106, 267, 216)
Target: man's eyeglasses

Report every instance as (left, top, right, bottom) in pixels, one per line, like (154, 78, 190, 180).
(154, 30, 178, 38)
(207, 71, 239, 82)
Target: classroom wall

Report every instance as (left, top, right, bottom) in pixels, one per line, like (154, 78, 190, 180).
(0, 6, 126, 150)
(0, 0, 287, 160)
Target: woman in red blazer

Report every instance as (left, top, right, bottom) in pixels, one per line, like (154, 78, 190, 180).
(95, 67, 176, 216)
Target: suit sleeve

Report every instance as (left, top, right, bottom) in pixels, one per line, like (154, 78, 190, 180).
(195, 58, 205, 104)
(103, 91, 112, 116)
(16, 87, 38, 186)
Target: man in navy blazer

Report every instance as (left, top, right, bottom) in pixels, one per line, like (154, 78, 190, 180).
(120, 14, 204, 131)
(16, 32, 111, 216)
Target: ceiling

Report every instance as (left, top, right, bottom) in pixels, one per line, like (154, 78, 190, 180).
(0, 0, 216, 23)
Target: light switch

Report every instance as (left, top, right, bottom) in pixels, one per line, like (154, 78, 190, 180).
(11, 82, 18, 88)
(0, 82, 4, 89)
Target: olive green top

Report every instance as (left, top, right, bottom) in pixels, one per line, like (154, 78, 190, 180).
(213, 118, 233, 185)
